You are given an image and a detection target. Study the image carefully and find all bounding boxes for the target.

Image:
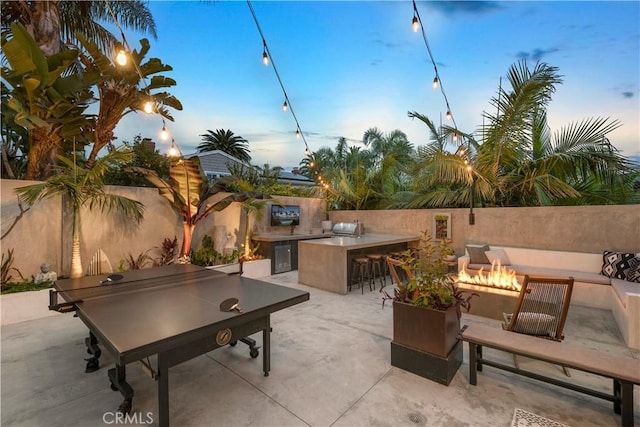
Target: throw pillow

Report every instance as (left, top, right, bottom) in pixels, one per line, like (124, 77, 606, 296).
(503, 312, 556, 337)
(485, 249, 511, 266)
(625, 256, 640, 283)
(601, 251, 635, 279)
(466, 245, 490, 264)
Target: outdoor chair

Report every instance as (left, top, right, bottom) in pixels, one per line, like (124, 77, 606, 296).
(502, 275, 574, 376)
(386, 256, 415, 287)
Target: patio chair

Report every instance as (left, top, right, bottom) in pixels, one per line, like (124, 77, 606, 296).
(386, 256, 415, 287)
(502, 275, 574, 376)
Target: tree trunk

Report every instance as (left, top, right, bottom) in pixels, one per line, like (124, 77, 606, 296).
(180, 222, 195, 257)
(70, 205, 83, 278)
(25, 127, 60, 180)
(243, 210, 251, 258)
(27, 1, 62, 56)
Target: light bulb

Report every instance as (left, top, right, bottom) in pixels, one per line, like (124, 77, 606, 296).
(453, 133, 458, 142)
(446, 110, 452, 120)
(305, 148, 310, 156)
(296, 129, 301, 139)
(262, 50, 269, 66)
(143, 101, 154, 114)
(466, 165, 472, 171)
(310, 160, 315, 167)
(116, 49, 127, 66)
(168, 141, 180, 157)
(412, 16, 419, 33)
(432, 76, 439, 90)
(160, 125, 169, 141)
(282, 100, 288, 112)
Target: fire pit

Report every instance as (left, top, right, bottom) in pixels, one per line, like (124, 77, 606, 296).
(455, 261, 521, 320)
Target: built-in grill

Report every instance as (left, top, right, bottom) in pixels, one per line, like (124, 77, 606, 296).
(332, 222, 364, 237)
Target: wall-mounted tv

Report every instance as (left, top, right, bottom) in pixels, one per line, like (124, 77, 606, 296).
(271, 205, 300, 226)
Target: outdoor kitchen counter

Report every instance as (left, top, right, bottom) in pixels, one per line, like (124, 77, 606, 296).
(298, 233, 419, 294)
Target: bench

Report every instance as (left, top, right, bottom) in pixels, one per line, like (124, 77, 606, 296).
(459, 323, 640, 427)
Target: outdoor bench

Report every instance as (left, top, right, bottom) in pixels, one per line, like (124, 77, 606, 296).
(459, 323, 640, 427)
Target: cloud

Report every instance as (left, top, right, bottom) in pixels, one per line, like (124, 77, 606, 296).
(622, 91, 635, 99)
(428, 1, 502, 15)
(516, 47, 560, 62)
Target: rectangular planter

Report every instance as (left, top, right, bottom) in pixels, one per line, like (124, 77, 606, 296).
(392, 301, 460, 358)
(391, 339, 462, 385)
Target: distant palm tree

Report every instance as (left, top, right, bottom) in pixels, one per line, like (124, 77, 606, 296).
(198, 129, 251, 163)
(14, 149, 145, 278)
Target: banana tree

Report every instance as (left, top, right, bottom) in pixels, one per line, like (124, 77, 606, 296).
(1, 22, 96, 180)
(15, 149, 145, 278)
(128, 157, 268, 260)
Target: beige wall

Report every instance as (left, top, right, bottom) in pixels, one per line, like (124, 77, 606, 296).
(1, 179, 324, 278)
(330, 205, 640, 255)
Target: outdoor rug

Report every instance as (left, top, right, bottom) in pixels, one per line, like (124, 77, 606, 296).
(511, 408, 569, 427)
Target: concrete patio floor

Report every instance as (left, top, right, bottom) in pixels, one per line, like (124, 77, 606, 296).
(2, 271, 639, 427)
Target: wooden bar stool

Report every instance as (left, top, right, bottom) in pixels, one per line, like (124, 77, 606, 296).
(366, 254, 386, 289)
(351, 257, 372, 293)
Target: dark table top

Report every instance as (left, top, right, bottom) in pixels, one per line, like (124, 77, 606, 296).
(53, 265, 309, 364)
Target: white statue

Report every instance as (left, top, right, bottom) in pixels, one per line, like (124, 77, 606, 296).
(34, 263, 57, 284)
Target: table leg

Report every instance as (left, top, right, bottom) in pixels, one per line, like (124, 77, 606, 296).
(620, 381, 633, 427)
(108, 364, 133, 415)
(157, 354, 170, 427)
(263, 316, 271, 377)
(469, 342, 477, 385)
(614, 379, 621, 414)
(84, 331, 101, 373)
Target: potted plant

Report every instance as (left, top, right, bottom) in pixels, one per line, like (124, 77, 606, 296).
(382, 231, 478, 385)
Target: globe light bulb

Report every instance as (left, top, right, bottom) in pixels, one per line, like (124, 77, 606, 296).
(432, 76, 439, 90)
(262, 50, 269, 66)
(412, 16, 419, 33)
(296, 129, 301, 139)
(282, 100, 288, 112)
(446, 110, 452, 120)
(116, 50, 127, 66)
(453, 133, 458, 142)
(143, 101, 154, 114)
(168, 141, 180, 157)
(310, 160, 315, 167)
(305, 148, 310, 156)
(160, 125, 169, 141)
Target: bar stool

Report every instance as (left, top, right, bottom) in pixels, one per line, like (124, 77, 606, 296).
(350, 257, 372, 293)
(366, 254, 386, 289)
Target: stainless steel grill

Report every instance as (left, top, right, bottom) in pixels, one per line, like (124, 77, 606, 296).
(332, 222, 364, 237)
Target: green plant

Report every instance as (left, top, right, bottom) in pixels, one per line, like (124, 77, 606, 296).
(191, 235, 239, 267)
(1, 249, 24, 287)
(382, 231, 477, 319)
(122, 249, 154, 270)
(156, 236, 179, 266)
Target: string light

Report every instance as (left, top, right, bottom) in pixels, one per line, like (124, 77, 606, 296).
(452, 133, 458, 142)
(160, 121, 170, 141)
(143, 100, 154, 114)
(412, 0, 459, 131)
(116, 49, 127, 66)
(248, 0, 313, 164)
(167, 139, 181, 158)
(412, 15, 419, 33)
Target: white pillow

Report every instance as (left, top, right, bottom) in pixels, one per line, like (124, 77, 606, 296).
(485, 248, 511, 265)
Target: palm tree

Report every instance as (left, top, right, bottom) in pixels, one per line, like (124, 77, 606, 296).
(1, 0, 156, 57)
(14, 149, 145, 278)
(408, 60, 637, 207)
(198, 129, 251, 163)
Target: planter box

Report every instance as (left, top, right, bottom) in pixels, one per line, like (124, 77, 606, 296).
(391, 339, 462, 386)
(1, 289, 60, 326)
(392, 301, 460, 358)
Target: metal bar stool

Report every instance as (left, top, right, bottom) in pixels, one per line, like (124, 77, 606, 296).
(366, 254, 386, 289)
(350, 257, 372, 293)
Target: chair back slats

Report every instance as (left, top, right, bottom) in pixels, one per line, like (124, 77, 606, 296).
(504, 275, 574, 342)
(386, 257, 414, 286)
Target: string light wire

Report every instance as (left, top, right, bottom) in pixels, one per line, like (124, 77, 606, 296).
(246, 0, 312, 162)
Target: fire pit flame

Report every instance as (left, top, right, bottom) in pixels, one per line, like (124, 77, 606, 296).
(457, 260, 521, 291)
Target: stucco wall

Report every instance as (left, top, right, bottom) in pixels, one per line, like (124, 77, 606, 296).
(1, 179, 324, 279)
(329, 205, 640, 255)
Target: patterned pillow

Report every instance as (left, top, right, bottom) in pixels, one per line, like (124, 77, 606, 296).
(601, 251, 635, 279)
(625, 256, 640, 283)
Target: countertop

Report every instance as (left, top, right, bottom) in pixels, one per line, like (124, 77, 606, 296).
(298, 233, 418, 249)
(252, 233, 331, 242)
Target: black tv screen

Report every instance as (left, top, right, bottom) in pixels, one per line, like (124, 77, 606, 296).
(271, 205, 300, 226)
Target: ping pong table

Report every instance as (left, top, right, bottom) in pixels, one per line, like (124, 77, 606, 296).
(49, 264, 309, 427)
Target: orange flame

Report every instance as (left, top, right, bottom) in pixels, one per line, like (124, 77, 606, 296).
(457, 260, 521, 291)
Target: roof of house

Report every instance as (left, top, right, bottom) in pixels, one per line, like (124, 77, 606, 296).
(186, 150, 248, 176)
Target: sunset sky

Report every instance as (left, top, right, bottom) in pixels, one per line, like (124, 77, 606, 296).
(112, 1, 640, 169)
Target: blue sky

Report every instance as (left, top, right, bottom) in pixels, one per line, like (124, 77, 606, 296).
(113, 1, 640, 169)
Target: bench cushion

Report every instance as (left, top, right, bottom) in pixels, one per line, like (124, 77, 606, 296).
(611, 278, 640, 308)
